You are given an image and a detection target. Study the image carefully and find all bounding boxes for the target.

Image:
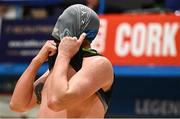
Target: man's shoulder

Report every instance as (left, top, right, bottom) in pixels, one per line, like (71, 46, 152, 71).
(82, 56, 113, 76)
(82, 56, 114, 88)
(83, 56, 112, 68)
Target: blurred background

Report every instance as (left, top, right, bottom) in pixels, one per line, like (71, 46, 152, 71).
(0, 0, 180, 118)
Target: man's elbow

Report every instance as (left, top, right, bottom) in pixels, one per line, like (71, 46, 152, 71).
(47, 96, 66, 112)
(47, 89, 77, 111)
(9, 102, 27, 113)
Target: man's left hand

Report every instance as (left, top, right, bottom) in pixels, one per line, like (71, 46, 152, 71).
(58, 33, 86, 58)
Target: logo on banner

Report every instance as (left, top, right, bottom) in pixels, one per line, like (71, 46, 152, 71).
(135, 99, 180, 116)
(115, 22, 179, 57)
(95, 14, 180, 65)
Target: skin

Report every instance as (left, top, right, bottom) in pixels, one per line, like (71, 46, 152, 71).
(10, 33, 114, 118)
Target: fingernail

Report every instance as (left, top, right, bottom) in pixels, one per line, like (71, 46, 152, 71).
(82, 33, 86, 37)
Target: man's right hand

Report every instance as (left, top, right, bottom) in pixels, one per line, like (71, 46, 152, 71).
(34, 40, 57, 64)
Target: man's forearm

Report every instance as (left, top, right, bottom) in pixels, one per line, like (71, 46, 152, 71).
(10, 58, 42, 111)
(49, 54, 71, 99)
(47, 53, 74, 111)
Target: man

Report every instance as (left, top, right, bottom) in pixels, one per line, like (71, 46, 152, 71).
(10, 4, 114, 118)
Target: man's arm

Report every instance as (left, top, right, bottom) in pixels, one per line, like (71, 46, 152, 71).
(47, 56, 113, 111)
(10, 40, 57, 112)
(10, 58, 45, 112)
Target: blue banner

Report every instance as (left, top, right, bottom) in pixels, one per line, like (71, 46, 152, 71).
(0, 74, 180, 117)
(107, 76, 180, 117)
(108, 76, 180, 117)
(0, 18, 56, 63)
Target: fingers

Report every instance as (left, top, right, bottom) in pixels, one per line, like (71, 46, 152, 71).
(48, 40, 56, 46)
(78, 33, 86, 44)
(47, 40, 57, 56)
(72, 37, 77, 40)
(49, 45, 57, 56)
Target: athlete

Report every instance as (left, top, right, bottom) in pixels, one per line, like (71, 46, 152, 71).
(10, 4, 114, 118)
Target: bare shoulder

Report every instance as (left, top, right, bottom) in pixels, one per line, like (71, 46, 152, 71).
(82, 56, 114, 88)
(83, 56, 113, 71)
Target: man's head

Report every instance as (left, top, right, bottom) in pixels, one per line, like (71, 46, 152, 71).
(52, 4, 100, 47)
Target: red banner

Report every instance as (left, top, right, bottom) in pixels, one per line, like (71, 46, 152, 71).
(91, 14, 180, 66)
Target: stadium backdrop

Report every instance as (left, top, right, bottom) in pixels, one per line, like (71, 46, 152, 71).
(0, 14, 180, 117)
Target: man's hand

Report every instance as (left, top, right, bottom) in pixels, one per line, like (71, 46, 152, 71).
(34, 40, 57, 64)
(58, 33, 86, 58)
